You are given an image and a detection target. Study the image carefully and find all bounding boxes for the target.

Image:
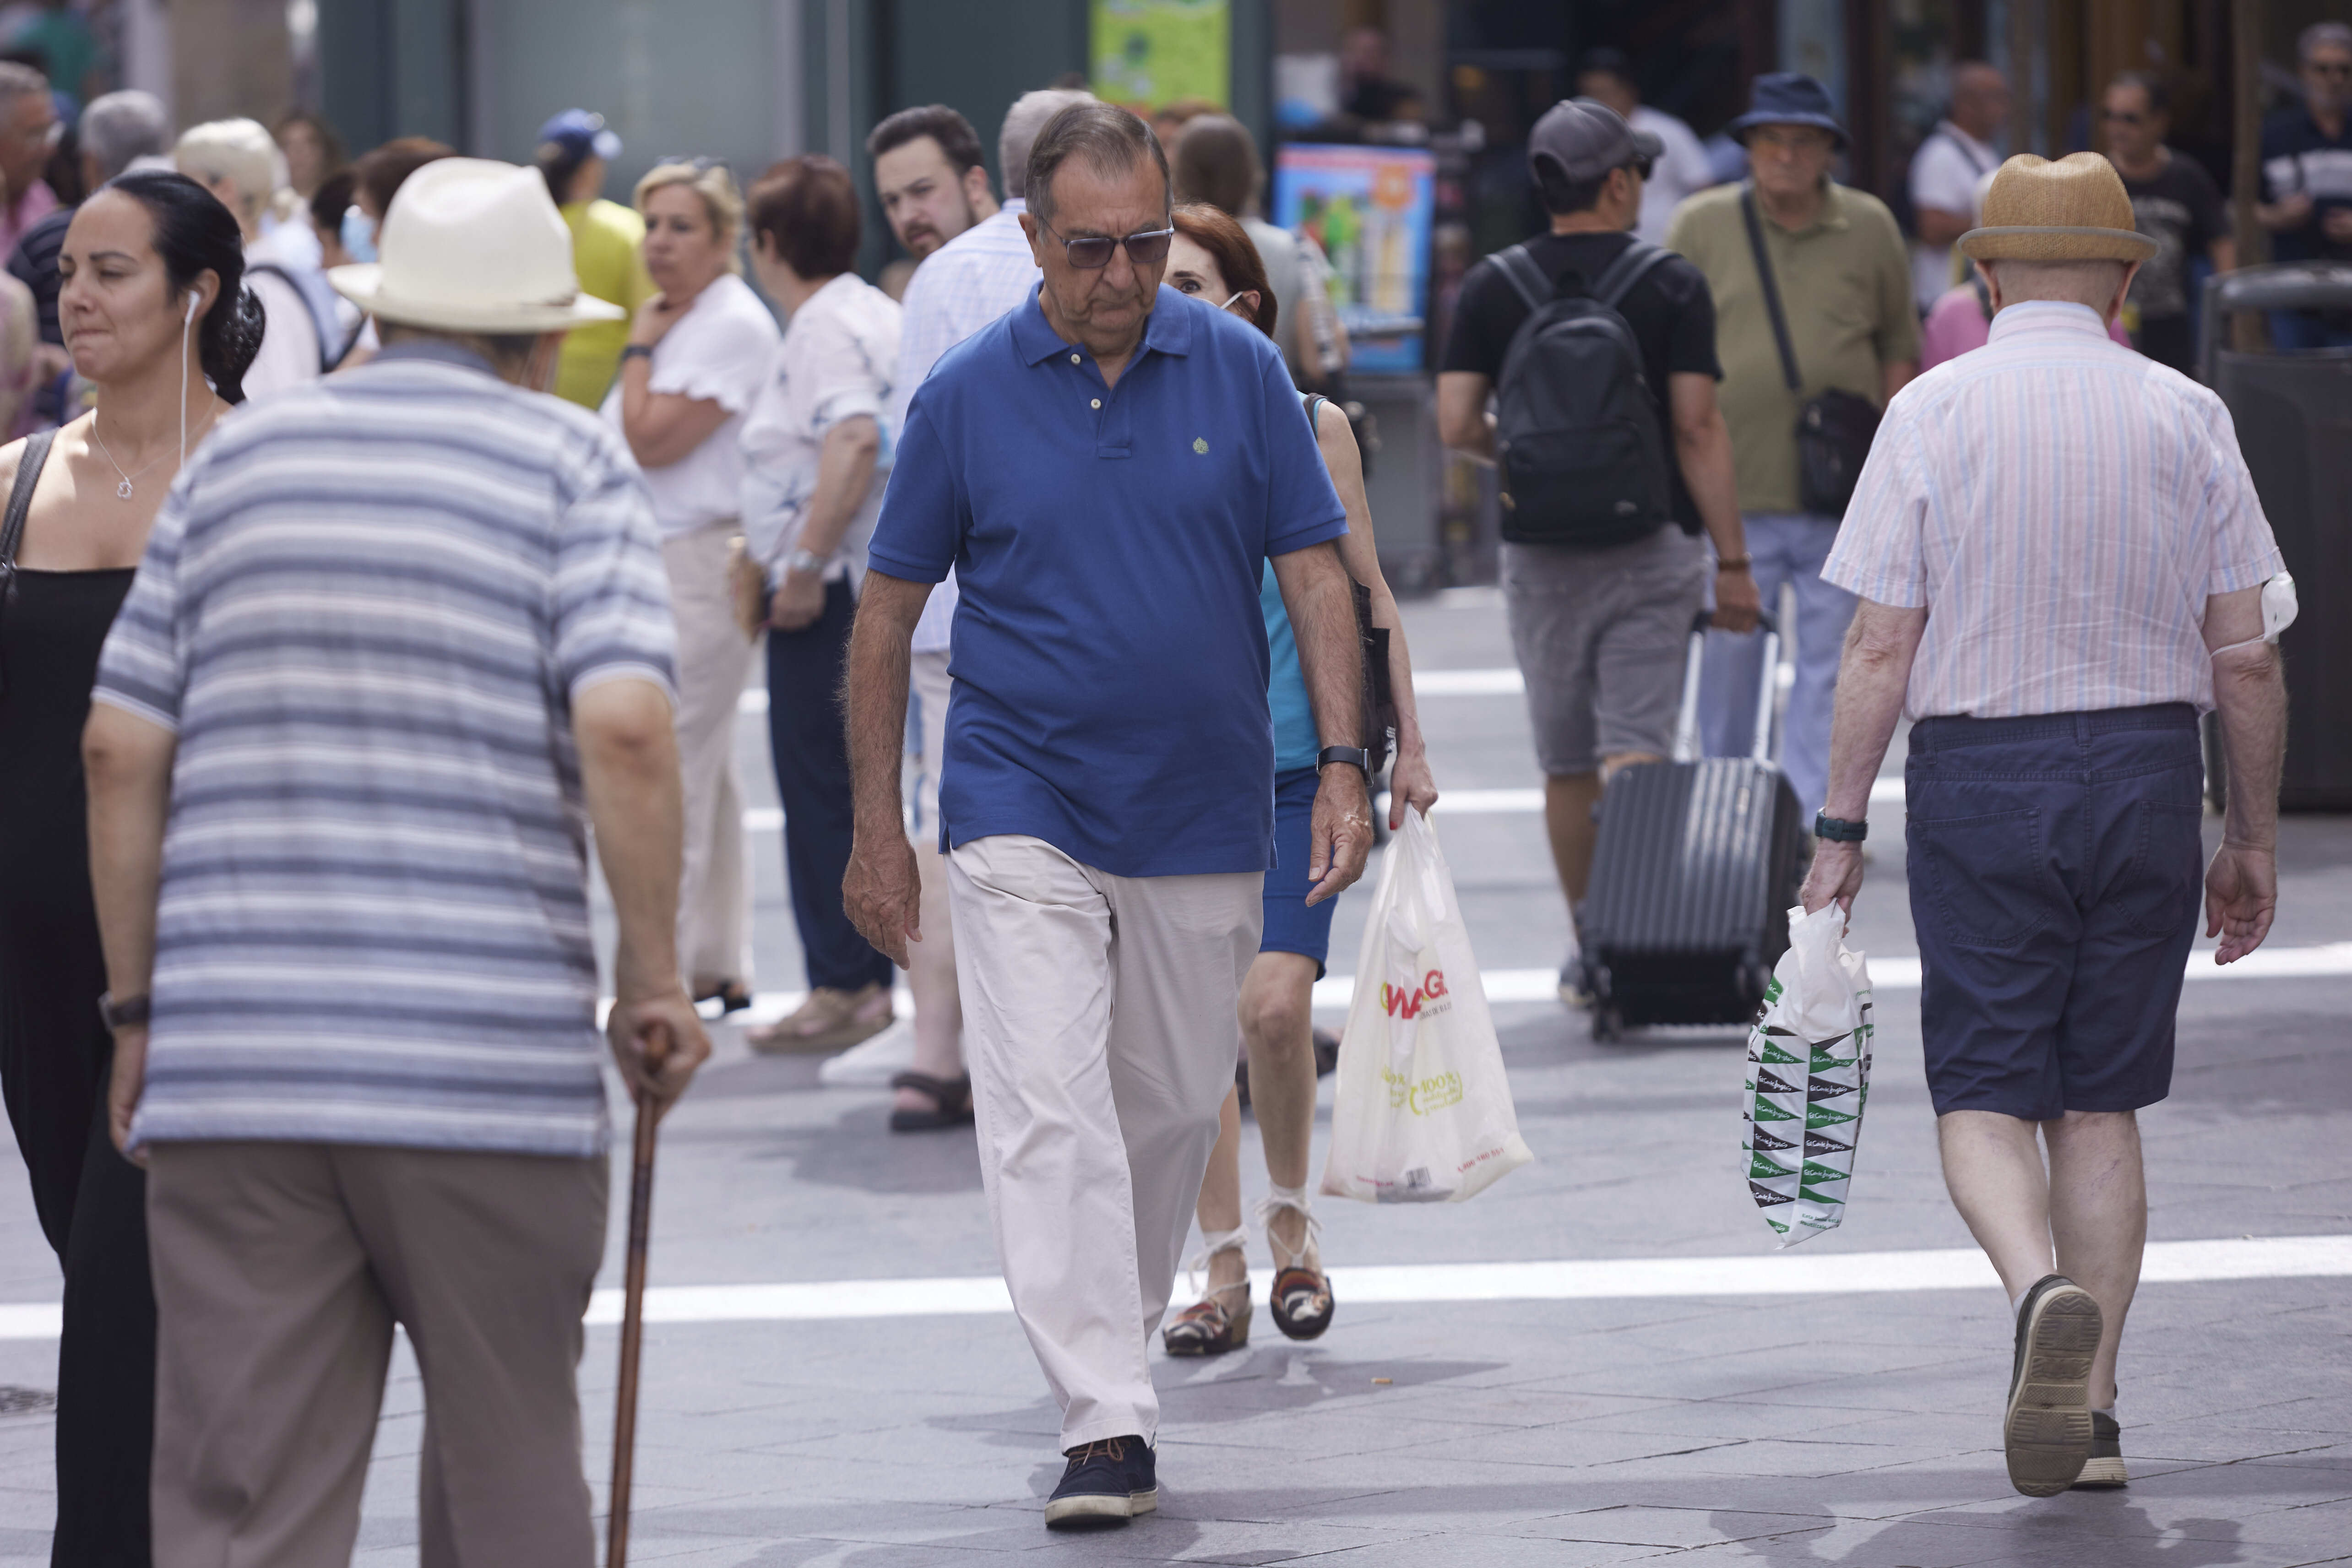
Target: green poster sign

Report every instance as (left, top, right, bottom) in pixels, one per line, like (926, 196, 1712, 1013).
(1093, 0, 1229, 109)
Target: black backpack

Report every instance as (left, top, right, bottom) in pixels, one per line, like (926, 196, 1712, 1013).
(1490, 240, 1676, 548)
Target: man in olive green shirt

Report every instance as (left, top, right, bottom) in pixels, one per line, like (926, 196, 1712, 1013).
(1663, 73, 1918, 824)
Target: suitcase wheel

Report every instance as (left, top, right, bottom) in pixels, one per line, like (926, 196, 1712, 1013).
(1590, 1001, 1624, 1043)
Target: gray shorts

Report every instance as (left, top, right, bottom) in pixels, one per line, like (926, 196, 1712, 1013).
(1501, 527, 1709, 776)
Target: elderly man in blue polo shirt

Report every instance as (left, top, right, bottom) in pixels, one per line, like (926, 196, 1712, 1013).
(846, 101, 1372, 1530)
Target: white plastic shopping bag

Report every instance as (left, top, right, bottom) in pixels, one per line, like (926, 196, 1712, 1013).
(1320, 809, 1533, 1203)
(1740, 904, 1873, 1246)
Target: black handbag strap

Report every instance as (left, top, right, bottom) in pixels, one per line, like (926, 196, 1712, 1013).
(0, 427, 57, 575)
(1739, 186, 1805, 394)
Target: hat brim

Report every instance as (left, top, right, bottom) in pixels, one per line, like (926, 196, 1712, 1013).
(1957, 225, 2158, 264)
(1727, 112, 1849, 151)
(327, 264, 629, 332)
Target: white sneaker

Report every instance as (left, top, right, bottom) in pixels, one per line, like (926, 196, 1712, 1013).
(816, 1017, 918, 1086)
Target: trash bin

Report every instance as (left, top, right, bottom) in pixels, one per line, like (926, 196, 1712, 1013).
(2200, 263, 2352, 812)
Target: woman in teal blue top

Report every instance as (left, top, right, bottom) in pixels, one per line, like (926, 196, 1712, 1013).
(1159, 206, 1438, 1356)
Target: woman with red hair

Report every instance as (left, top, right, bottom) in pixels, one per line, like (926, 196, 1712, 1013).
(1158, 203, 1439, 1356)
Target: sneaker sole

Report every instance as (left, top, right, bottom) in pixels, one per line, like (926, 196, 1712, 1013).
(2005, 1284, 2102, 1497)
(2070, 1455, 2128, 1488)
(1043, 1488, 1154, 1529)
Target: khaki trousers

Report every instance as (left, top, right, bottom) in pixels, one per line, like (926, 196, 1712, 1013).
(947, 834, 1260, 1448)
(146, 1142, 608, 1568)
(662, 522, 758, 984)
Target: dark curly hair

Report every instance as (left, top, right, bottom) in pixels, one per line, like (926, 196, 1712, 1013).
(103, 170, 266, 403)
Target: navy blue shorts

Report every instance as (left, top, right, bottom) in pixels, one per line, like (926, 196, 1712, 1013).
(1261, 766, 1339, 976)
(1905, 704, 2204, 1122)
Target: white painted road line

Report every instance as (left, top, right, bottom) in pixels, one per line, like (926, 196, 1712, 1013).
(5, 1233, 2340, 1339)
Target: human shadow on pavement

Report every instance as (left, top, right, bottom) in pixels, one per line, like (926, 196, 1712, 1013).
(1706, 1499, 2245, 1566)
(676, 1104, 985, 1196)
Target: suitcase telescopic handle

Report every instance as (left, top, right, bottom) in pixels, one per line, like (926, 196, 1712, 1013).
(1673, 610, 1782, 765)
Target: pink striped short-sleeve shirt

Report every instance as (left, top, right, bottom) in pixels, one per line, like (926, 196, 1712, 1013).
(1822, 301, 2283, 719)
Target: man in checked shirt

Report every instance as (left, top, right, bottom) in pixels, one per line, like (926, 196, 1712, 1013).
(1800, 154, 2289, 1502)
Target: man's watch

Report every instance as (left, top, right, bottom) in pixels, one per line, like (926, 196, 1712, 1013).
(1814, 812, 1868, 843)
(784, 546, 829, 576)
(98, 991, 150, 1030)
(619, 343, 654, 362)
(1317, 745, 1372, 777)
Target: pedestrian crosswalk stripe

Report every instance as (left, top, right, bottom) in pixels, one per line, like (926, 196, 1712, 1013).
(4, 1232, 2339, 1340)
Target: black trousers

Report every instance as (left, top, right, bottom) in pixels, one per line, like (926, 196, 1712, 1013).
(765, 578, 895, 993)
(0, 1016, 155, 1567)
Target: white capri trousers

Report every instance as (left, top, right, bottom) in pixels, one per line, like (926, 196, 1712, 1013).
(947, 833, 1261, 1448)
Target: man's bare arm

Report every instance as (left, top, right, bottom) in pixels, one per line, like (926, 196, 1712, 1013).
(1914, 207, 1972, 247)
(83, 704, 176, 1157)
(576, 677, 709, 1112)
(1668, 372, 1759, 634)
(841, 570, 933, 964)
(2203, 585, 2285, 963)
(1271, 539, 1372, 905)
(1435, 371, 1495, 464)
(1800, 600, 1928, 914)
(1882, 359, 1918, 402)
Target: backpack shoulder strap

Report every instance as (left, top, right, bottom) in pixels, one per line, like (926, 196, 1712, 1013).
(1590, 240, 1673, 310)
(1739, 186, 1804, 393)
(0, 427, 56, 570)
(1493, 244, 1554, 314)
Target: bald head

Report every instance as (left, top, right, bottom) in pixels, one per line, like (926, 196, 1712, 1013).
(1951, 62, 2012, 141)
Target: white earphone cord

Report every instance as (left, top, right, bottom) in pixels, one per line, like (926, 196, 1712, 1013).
(180, 291, 196, 472)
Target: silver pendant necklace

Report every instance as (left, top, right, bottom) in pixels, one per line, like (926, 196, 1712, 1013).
(89, 410, 213, 500)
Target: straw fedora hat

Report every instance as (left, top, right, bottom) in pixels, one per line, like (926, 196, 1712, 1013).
(329, 157, 626, 332)
(1957, 152, 2157, 264)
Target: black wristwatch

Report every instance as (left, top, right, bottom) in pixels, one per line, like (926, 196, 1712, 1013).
(1317, 745, 1372, 778)
(98, 991, 150, 1030)
(1814, 812, 1868, 843)
(619, 343, 654, 362)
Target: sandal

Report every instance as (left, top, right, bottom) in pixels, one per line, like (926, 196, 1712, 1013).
(1161, 1228, 1252, 1356)
(746, 982, 894, 1054)
(887, 1070, 974, 1133)
(1257, 1186, 1333, 1341)
(694, 977, 754, 1015)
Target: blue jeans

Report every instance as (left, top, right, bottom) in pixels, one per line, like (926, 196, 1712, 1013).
(1697, 512, 1856, 821)
(1906, 705, 2203, 1121)
(765, 578, 895, 993)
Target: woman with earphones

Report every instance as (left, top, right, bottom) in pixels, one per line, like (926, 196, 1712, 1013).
(0, 169, 259, 1565)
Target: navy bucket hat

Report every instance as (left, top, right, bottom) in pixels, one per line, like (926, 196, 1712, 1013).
(1727, 72, 1849, 151)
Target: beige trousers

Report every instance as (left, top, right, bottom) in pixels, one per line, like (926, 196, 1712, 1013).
(947, 834, 1260, 1448)
(146, 1141, 608, 1568)
(662, 522, 758, 984)
(908, 650, 961, 1066)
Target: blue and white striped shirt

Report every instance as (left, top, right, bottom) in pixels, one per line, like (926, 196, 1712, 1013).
(92, 342, 679, 1156)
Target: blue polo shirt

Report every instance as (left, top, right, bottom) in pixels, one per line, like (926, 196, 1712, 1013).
(868, 284, 1348, 877)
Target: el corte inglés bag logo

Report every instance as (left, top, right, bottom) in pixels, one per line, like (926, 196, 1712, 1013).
(1380, 967, 1450, 1020)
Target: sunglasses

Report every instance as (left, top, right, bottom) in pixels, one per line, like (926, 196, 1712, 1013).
(1037, 216, 1175, 270)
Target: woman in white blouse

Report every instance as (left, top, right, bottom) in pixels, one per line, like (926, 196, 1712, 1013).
(608, 160, 779, 1015)
(735, 157, 914, 1069)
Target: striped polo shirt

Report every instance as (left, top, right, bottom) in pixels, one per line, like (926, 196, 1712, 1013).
(1823, 301, 2283, 719)
(92, 341, 678, 1157)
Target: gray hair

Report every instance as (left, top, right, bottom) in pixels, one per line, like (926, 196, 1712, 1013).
(1000, 88, 1095, 200)
(2300, 22, 2352, 63)
(0, 61, 45, 113)
(175, 118, 279, 225)
(81, 92, 171, 183)
(1024, 101, 1169, 226)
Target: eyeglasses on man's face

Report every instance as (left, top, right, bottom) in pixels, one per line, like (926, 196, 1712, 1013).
(1037, 216, 1175, 271)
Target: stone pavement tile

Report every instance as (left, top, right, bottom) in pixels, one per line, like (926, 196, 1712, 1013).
(2131, 1422, 2352, 1465)
(1274, 1532, 1670, 1567)
(1666, 1514, 2017, 1568)
(1380, 1419, 1759, 1472)
(1283, 1380, 1672, 1432)
(1494, 1502, 1839, 1548)
(0, 1418, 52, 1465)
(1553, 1399, 1953, 1444)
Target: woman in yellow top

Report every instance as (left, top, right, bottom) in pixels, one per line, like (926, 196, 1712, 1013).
(533, 109, 656, 407)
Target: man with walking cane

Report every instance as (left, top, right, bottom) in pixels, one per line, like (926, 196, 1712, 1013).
(1800, 153, 2287, 1501)
(83, 157, 710, 1565)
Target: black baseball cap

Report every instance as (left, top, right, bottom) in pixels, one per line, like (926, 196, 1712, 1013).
(1528, 97, 1663, 188)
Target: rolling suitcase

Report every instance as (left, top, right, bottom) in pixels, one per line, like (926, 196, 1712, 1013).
(1579, 612, 1806, 1041)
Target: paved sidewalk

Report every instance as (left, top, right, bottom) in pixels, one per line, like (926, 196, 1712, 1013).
(1, 591, 2347, 1566)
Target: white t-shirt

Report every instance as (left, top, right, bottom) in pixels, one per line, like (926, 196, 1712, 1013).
(1632, 106, 1715, 245)
(1907, 120, 2000, 310)
(603, 271, 779, 537)
(240, 261, 321, 401)
(739, 273, 901, 586)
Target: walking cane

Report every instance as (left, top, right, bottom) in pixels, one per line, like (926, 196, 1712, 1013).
(607, 1026, 671, 1568)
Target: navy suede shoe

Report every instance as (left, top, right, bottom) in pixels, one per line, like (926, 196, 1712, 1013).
(1044, 1435, 1157, 1530)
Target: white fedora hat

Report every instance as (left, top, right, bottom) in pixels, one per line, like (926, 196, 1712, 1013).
(329, 157, 626, 332)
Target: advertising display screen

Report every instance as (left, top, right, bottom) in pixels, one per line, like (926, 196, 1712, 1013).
(1272, 144, 1437, 374)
